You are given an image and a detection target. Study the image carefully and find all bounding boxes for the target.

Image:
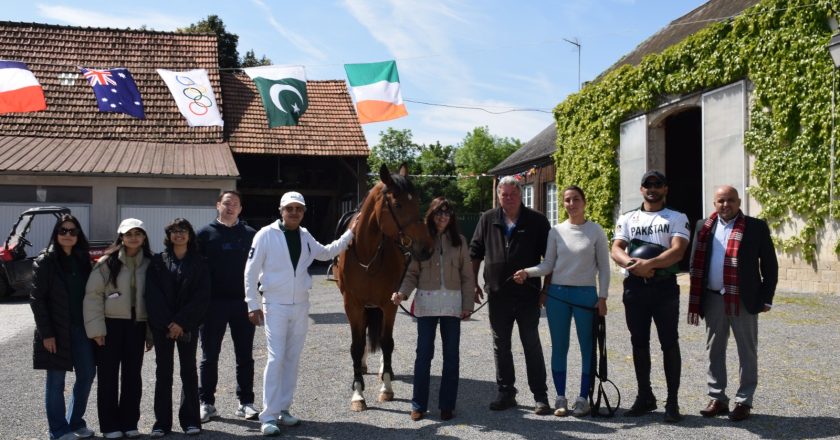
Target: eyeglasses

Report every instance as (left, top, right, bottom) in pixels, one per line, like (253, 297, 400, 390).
(58, 227, 79, 237)
(642, 181, 665, 189)
(434, 211, 452, 218)
(169, 228, 188, 235)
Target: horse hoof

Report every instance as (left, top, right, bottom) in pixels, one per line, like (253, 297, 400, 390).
(378, 391, 394, 402)
(351, 400, 368, 412)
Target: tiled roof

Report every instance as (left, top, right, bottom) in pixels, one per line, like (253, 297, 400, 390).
(600, 0, 760, 78)
(0, 136, 238, 177)
(221, 74, 369, 156)
(0, 21, 224, 143)
(490, 123, 556, 175)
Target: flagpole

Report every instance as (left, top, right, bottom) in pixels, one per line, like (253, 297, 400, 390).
(563, 37, 581, 91)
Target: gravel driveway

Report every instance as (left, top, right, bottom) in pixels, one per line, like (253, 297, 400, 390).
(2, 266, 839, 439)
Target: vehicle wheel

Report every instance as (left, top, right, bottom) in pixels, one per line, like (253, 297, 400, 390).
(0, 275, 10, 301)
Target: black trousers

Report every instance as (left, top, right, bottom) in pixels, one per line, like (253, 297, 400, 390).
(487, 292, 548, 401)
(96, 318, 146, 434)
(622, 276, 681, 402)
(152, 328, 200, 432)
(199, 298, 256, 405)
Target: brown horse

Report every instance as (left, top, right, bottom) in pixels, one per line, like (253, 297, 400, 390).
(334, 163, 433, 411)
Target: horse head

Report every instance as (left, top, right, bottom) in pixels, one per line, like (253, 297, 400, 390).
(374, 163, 433, 261)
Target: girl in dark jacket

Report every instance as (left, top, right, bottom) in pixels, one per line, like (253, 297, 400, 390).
(145, 218, 210, 437)
(30, 214, 95, 440)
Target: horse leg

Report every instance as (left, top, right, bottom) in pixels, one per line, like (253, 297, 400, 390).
(348, 308, 368, 411)
(378, 306, 397, 402)
(360, 342, 368, 374)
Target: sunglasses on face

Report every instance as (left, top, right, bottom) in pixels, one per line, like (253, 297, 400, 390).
(642, 181, 665, 189)
(283, 206, 305, 213)
(58, 227, 79, 237)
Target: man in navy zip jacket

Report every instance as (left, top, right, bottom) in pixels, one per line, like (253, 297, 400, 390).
(196, 191, 259, 422)
(470, 176, 552, 415)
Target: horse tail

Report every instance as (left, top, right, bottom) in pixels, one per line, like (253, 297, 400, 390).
(365, 307, 383, 353)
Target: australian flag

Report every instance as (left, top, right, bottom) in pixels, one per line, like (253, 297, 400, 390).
(81, 67, 145, 119)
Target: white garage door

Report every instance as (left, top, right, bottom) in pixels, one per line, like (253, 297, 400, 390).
(0, 204, 91, 257)
(119, 206, 218, 253)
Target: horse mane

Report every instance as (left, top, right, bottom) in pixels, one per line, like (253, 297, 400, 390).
(384, 172, 415, 196)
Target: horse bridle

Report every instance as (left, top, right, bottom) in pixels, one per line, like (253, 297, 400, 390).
(381, 188, 415, 254)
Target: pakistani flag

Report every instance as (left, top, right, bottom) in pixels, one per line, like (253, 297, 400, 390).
(243, 65, 308, 127)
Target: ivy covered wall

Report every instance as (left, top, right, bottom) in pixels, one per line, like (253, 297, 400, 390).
(553, 0, 836, 262)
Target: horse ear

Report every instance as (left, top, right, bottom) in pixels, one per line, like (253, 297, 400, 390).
(379, 164, 394, 187)
(398, 162, 409, 177)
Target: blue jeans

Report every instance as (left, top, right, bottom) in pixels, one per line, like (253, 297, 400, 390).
(45, 325, 96, 439)
(545, 285, 597, 398)
(199, 299, 256, 405)
(412, 316, 461, 412)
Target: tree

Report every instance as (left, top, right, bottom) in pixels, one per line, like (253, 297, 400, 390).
(178, 15, 272, 69)
(241, 49, 272, 68)
(416, 141, 460, 206)
(178, 15, 240, 68)
(455, 126, 521, 212)
(367, 128, 421, 186)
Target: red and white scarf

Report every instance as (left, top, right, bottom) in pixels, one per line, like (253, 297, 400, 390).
(688, 211, 745, 316)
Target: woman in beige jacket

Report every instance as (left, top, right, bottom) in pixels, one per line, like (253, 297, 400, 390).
(83, 218, 152, 439)
(392, 197, 474, 422)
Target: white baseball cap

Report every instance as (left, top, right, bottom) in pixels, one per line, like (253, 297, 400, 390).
(117, 218, 146, 235)
(280, 191, 306, 208)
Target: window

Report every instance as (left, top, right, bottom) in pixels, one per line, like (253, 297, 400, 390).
(522, 184, 534, 208)
(117, 188, 218, 206)
(545, 182, 558, 225)
(0, 185, 92, 203)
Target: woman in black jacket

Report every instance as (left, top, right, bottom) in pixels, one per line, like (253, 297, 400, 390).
(145, 218, 210, 437)
(30, 214, 95, 440)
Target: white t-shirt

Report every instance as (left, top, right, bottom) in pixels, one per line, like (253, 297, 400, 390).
(614, 207, 690, 276)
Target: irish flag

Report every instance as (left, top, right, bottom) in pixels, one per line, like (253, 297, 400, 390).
(344, 60, 407, 124)
(0, 60, 47, 114)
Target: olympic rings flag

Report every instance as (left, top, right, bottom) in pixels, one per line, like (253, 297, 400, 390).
(156, 68, 223, 127)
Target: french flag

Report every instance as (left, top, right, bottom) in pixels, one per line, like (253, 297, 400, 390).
(0, 60, 47, 114)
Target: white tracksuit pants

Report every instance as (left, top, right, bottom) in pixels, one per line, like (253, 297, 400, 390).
(259, 302, 310, 423)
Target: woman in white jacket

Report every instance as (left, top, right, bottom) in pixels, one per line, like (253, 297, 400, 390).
(244, 192, 355, 436)
(83, 218, 152, 439)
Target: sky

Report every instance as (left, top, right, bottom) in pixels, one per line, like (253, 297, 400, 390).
(2, 0, 708, 147)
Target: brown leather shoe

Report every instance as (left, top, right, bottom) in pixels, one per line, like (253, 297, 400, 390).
(728, 403, 751, 421)
(410, 410, 424, 421)
(700, 399, 730, 417)
(440, 410, 454, 421)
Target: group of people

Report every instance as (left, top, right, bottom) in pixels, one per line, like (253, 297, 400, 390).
(393, 170, 777, 427)
(30, 190, 349, 439)
(29, 169, 778, 439)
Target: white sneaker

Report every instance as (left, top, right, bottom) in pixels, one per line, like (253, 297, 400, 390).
(279, 410, 301, 426)
(57, 433, 78, 440)
(554, 396, 569, 416)
(185, 426, 201, 436)
(103, 432, 123, 439)
(200, 403, 218, 423)
(260, 421, 280, 436)
(74, 427, 95, 439)
(572, 397, 590, 417)
(124, 430, 141, 439)
(149, 429, 166, 438)
(235, 403, 260, 420)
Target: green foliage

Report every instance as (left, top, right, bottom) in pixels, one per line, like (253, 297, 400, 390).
(367, 128, 421, 185)
(455, 126, 521, 212)
(417, 141, 461, 205)
(553, 0, 837, 262)
(178, 15, 240, 68)
(240, 49, 272, 68)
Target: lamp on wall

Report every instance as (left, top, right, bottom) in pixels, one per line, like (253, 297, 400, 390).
(828, 31, 840, 218)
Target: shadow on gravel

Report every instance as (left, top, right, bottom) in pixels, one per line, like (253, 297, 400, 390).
(310, 312, 348, 325)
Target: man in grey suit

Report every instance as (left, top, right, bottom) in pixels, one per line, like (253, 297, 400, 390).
(687, 185, 778, 422)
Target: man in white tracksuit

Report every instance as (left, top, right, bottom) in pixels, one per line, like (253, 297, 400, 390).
(244, 191, 354, 436)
